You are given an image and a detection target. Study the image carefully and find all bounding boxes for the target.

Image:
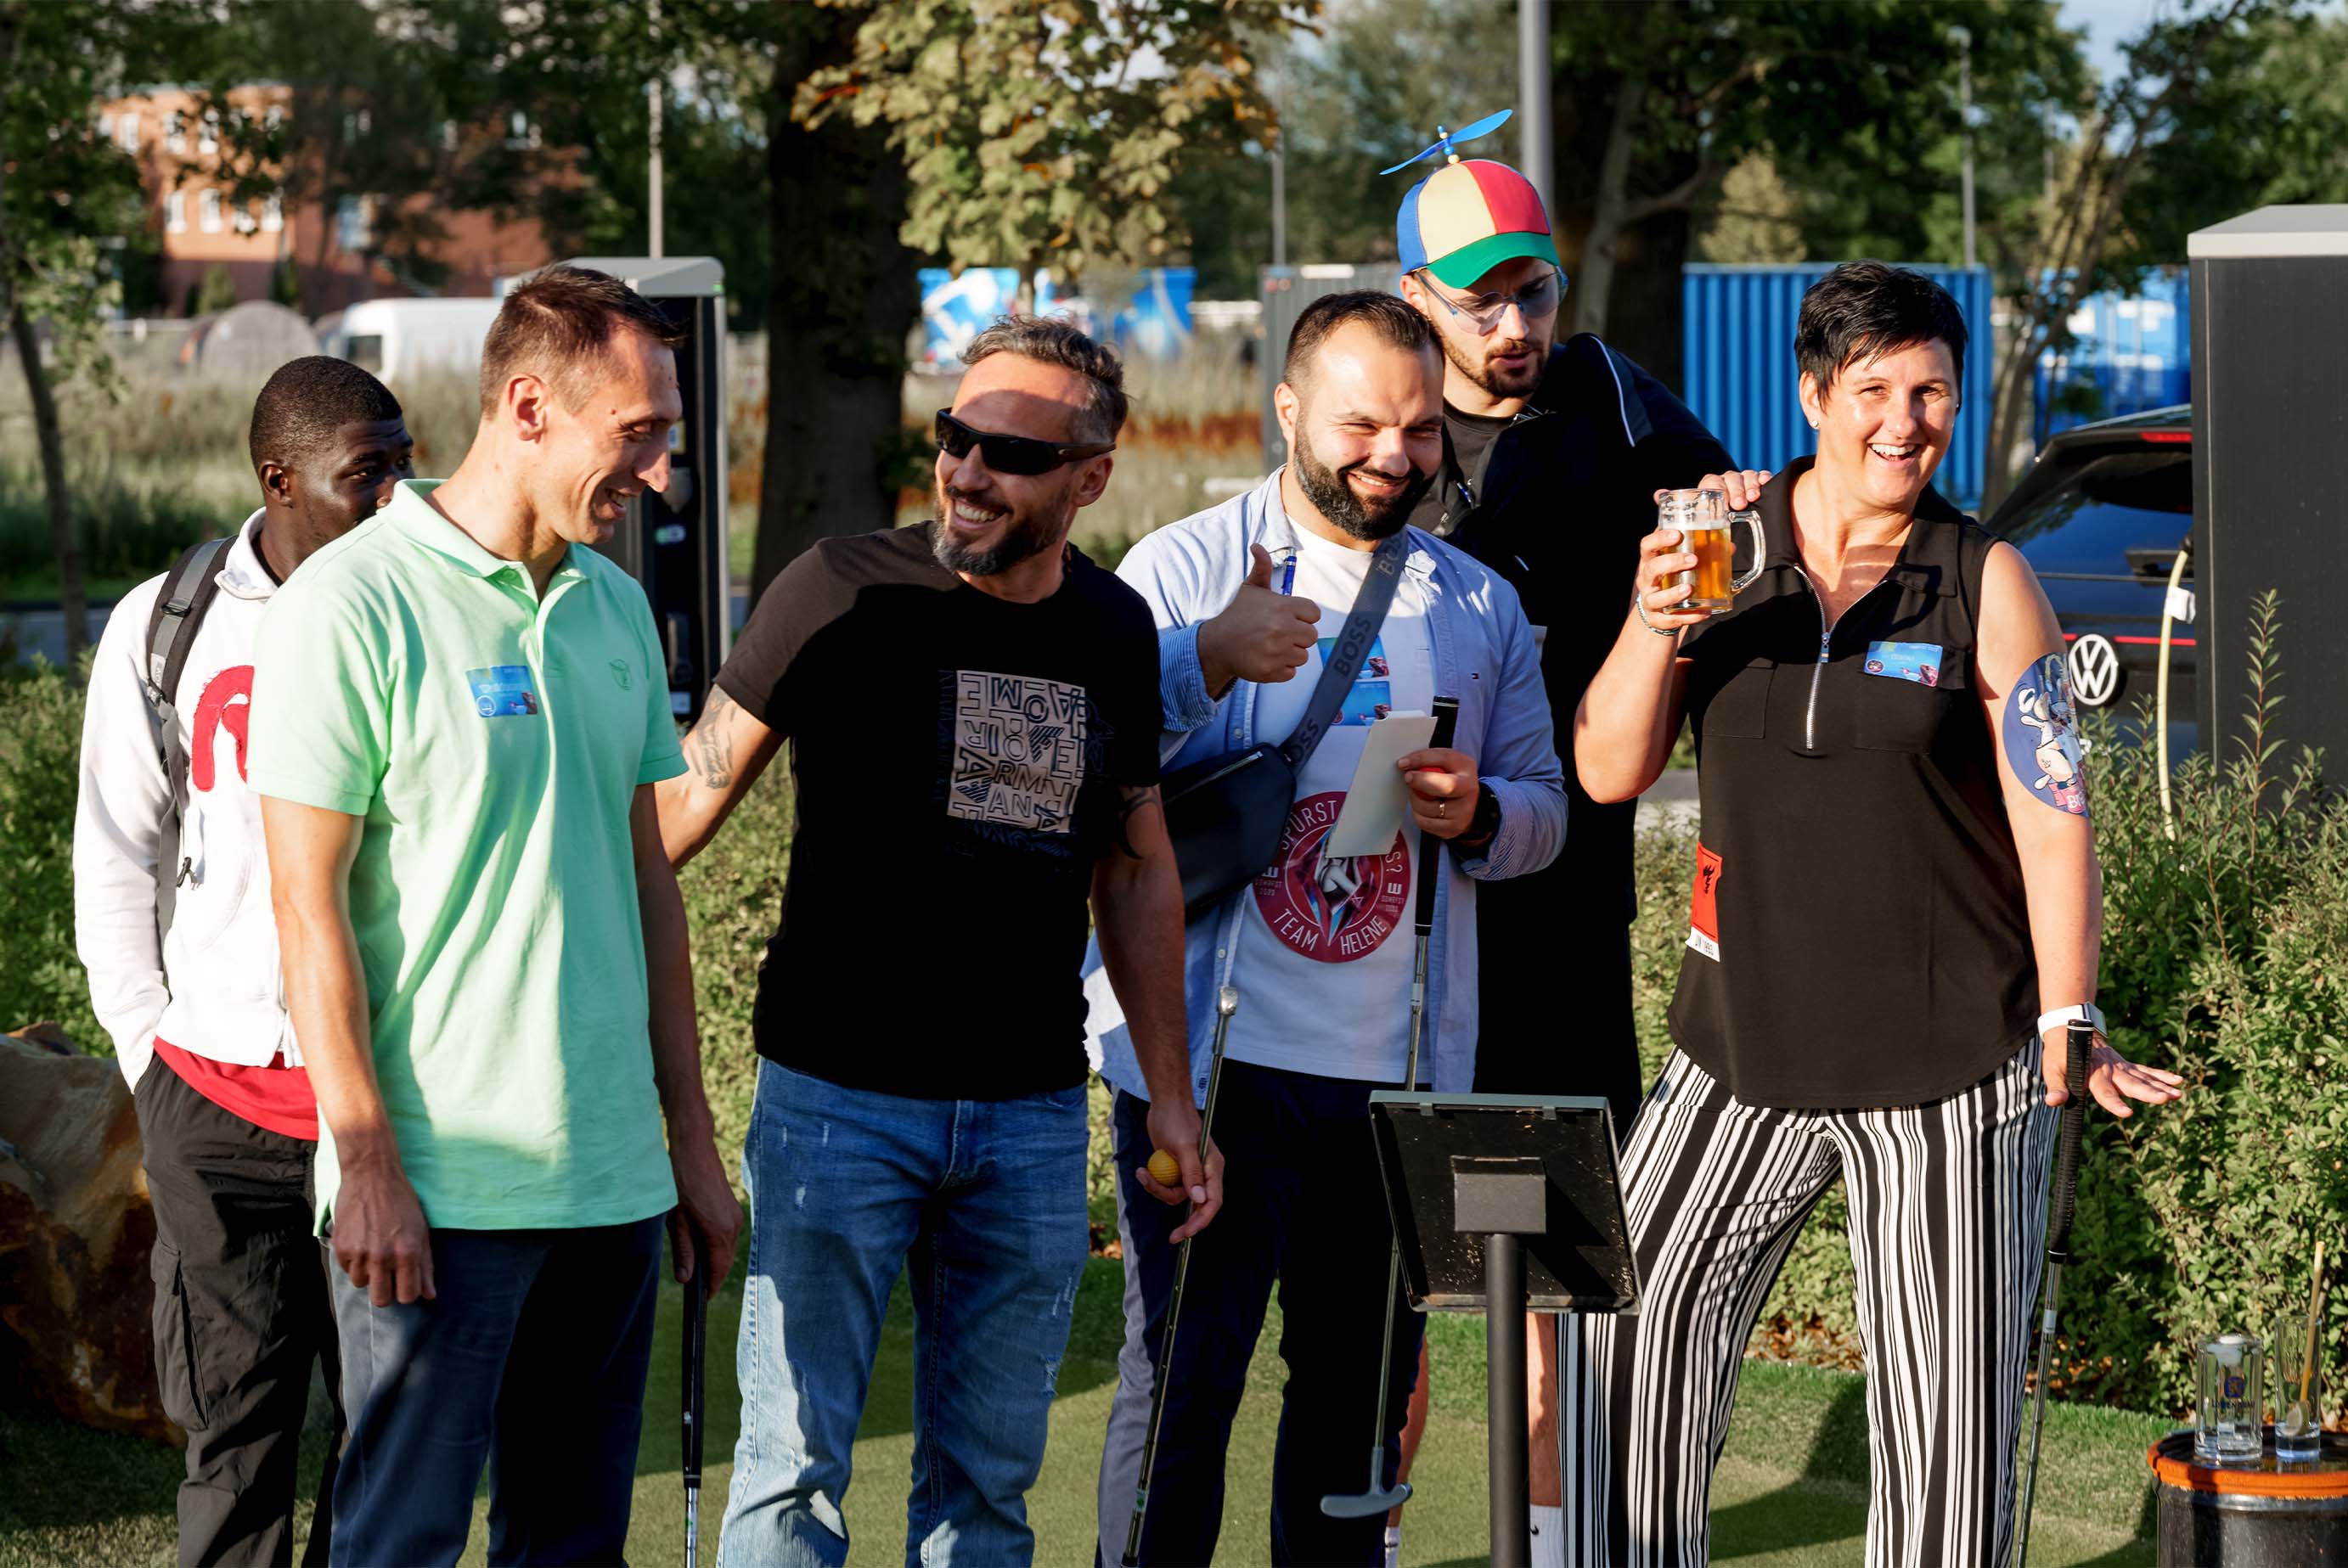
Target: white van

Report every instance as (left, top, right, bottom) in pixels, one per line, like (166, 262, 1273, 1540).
(315, 297, 502, 386)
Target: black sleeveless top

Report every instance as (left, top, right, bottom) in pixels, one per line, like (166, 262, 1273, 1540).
(1669, 459, 2035, 1109)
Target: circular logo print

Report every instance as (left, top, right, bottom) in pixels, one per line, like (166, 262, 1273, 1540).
(1251, 791, 1409, 964)
(2067, 632, 2122, 707)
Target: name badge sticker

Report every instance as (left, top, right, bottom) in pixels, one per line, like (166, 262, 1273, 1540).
(466, 665, 541, 717)
(1687, 843, 1723, 962)
(1862, 641, 1944, 687)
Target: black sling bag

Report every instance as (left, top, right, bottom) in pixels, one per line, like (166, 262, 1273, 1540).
(1160, 529, 1408, 919)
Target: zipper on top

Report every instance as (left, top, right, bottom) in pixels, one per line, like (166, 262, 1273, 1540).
(1791, 566, 1893, 752)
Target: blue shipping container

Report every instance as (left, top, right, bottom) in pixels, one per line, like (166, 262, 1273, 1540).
(1682, 264, 1994, 511)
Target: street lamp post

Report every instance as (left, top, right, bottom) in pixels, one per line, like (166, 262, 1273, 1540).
(1518, 0, 1552, 215)
(1954, 25, 1976, 273)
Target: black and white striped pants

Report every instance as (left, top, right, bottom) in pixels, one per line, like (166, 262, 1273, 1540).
(1559, 1044, 2056, 1567)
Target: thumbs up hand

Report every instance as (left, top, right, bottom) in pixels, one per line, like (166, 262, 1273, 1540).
(1198, 542, 1322, 697)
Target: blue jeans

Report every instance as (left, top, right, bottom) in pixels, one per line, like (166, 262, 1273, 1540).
(327, 1216, 662, 1566)
(718, 1059, 1090, 1568)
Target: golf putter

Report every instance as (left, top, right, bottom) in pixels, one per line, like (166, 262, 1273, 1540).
(1121, 984, 1240, 1567)
(684, 1257, 708, 1568)
(2014, 1019, 2093, 1568)
(1323, 694, 1458, 1521)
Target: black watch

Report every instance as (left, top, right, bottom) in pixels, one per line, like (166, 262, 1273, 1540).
(1464, 784, 1502, 845)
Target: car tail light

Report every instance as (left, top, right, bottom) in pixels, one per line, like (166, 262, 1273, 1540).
(2140, 431, 2192, 444)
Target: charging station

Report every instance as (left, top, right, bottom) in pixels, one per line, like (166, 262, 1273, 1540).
(2188, 207, 2348, 770)
(554, 255, 730, 723)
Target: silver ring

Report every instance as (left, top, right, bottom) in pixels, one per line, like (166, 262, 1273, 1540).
(1438, 800, 1448, 818)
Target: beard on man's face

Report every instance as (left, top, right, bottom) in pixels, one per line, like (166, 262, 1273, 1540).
(1435, 319, 1549, 402)
(1292, 436, 1433, 542)
(932, 478, 1069, 578)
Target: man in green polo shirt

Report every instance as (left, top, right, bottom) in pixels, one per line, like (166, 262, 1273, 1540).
(251, 266, 740, 1565)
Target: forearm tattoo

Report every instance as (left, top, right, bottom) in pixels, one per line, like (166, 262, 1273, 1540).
(1114, 784, 1163, 861)
(2003, 652, 2090, 816)
(693, 686, 737, 790)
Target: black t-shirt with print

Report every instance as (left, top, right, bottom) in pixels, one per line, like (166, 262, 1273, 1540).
(713, 522, 1163, 1099)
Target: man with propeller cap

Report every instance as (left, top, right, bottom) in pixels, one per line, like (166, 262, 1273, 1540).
(1382, 112, 1764, 1568)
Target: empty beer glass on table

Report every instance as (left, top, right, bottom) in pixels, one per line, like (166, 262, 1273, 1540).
(2273, 1310, 2324, 1463)
(1662, 488, 1766, 614)
(2196, 1333, 2265, 1464)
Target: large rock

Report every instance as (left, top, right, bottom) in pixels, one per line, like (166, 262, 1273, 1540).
(0, 1024, 174, 1441)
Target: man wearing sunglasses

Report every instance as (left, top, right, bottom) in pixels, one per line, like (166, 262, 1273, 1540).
(656, 315, 1207, 1567)
(1391, 155, 1760, 1567)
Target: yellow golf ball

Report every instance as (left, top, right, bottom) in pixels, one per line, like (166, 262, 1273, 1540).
(1147, 1149, 1181, 1187)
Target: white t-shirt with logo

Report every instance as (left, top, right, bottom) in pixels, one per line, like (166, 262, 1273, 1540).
(1225, 524, 1435, 1082)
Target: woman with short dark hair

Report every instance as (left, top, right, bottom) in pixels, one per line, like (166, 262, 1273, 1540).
(1560, 261, 2182, 1565)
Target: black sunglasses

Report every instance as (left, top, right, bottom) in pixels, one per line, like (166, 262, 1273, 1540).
(935, 408, 1115, 476)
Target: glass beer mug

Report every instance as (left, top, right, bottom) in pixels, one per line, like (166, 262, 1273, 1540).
(1662, 488, 1766, 614)
(2195, 1333, 2266, 1464)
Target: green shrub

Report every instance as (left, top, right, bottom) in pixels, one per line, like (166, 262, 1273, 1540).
(0, 659, 103, 1051)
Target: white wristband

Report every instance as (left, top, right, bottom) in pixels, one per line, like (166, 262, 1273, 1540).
(2036, 1003, 2107, 1038)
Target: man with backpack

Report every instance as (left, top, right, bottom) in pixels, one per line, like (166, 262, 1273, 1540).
(74, 356, 412, 1565)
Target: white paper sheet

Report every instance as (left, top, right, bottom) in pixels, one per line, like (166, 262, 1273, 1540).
(1325, 710, 1438, 858)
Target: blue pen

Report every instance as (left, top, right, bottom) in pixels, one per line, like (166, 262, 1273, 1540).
(1280, 555, 1297, 595)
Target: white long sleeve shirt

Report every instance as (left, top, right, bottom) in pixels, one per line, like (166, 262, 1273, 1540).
(75, 509, 301, 1087)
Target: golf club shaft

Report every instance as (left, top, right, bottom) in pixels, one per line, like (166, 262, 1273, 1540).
(684, 1239, 707, 1568)
(1123, 986, 1239, 1567)
(1354, 696, 1459, 1495)
(2015, 1021, 2094, 1568)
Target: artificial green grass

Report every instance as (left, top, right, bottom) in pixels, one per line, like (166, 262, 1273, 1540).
(0, 1261, 2171, 1567)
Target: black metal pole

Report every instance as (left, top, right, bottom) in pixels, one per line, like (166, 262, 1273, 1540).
(1486, 1232, 1530, 1568)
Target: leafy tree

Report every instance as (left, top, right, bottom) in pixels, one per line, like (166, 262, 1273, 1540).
(802, 0, 1309, 297)
(1545, 0, 2084, 383)
(1977, 0, 2317, 506)
(196, 0, 511, 312)
(0, 0, 189, 666)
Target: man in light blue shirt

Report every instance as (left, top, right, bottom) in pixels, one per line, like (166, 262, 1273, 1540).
(1087, 291, 1563, 1565)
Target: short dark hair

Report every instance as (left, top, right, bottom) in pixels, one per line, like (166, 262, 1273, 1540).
(1282, 290, 1436, 396)
(1794, 261, 1969, 394)
(960, 314, 1129, 442)
(479, 264, 687, 418)
(248, 355, 403, 472)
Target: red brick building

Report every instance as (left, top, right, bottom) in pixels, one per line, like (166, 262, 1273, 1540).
(97, 83, 557, 315)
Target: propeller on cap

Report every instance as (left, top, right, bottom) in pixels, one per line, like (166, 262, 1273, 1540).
(1378, 109, 1513, 176)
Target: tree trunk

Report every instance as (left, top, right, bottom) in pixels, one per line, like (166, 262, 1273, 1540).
(752, 8, 921, 598)
(9, 308, 88, 669)
(1572, 70, 1647, 340)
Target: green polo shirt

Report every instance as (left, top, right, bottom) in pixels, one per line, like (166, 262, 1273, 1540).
(249, 479, 684, 1231)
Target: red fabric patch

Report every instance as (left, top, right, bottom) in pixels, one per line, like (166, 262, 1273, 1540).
(154, 1037, 318, 1141)
(1466, 160, 1551, 237)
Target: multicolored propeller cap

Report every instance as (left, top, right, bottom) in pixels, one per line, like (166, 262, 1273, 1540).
(1389, 110, 1559, 290)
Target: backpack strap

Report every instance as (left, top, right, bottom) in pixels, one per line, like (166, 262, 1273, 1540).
(143, 537, 232, 936)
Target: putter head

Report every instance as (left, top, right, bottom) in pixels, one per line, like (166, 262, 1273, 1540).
(1320, 1481, 1410, 1519)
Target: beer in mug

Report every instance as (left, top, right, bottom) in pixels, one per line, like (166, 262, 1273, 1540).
(1662, 488, 1766, 614)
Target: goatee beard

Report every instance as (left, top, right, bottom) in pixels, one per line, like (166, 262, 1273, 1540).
(933, 487, 1062, 578)
(1438, 329, 1544, 401)
(1292, 441, 1431, 542)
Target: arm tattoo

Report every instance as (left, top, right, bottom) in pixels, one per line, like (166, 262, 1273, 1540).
(1113, 784, 1162, 861)
(692, 686, 738, 790)
(2002, 652, 2090, 817)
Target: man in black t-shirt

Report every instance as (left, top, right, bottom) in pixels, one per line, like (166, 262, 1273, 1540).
(656, 318, 1214, 1567)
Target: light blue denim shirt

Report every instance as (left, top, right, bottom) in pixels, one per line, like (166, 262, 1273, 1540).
(1084, 470, 1566, 1105)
